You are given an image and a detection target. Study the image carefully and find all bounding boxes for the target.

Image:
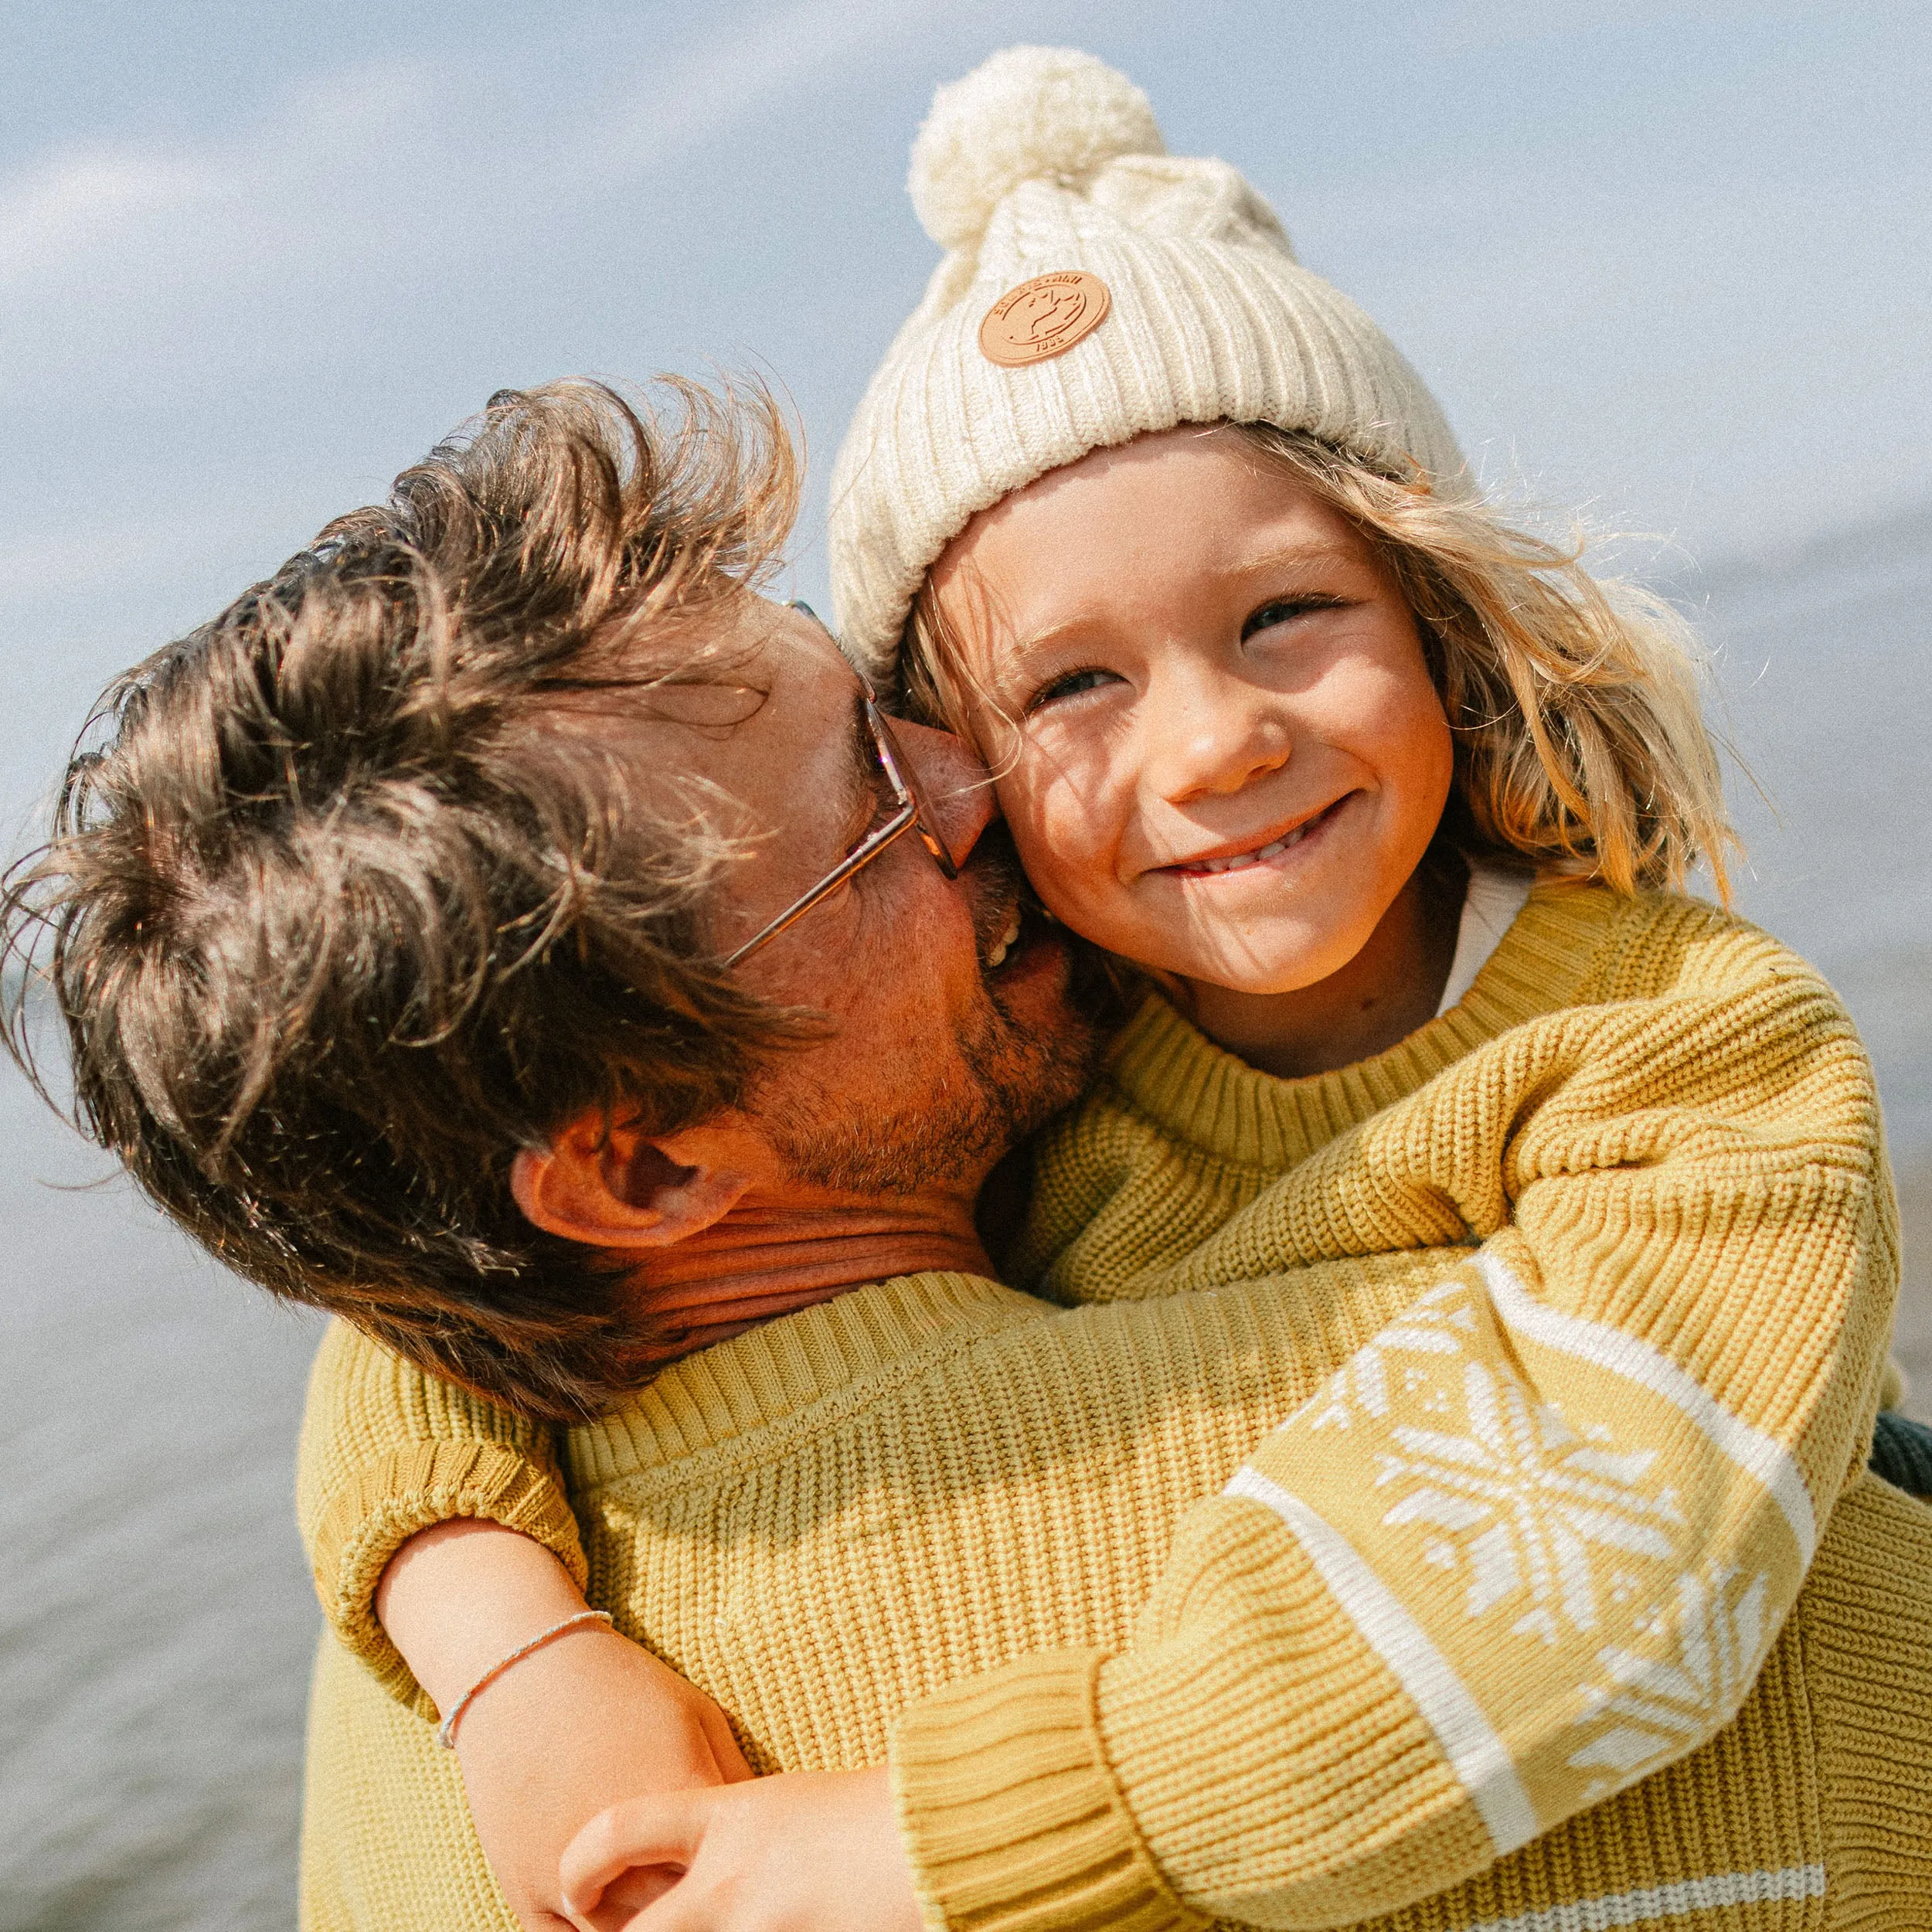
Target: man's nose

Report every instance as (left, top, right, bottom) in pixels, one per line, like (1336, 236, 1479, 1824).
(1145, 665, 1291, 805)
(896, 719, 998, 868)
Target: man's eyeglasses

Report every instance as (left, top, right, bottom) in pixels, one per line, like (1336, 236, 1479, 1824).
(722, 606, 959, 968)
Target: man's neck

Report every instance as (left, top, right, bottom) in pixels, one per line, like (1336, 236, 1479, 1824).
(625, 1185, 993, 1365)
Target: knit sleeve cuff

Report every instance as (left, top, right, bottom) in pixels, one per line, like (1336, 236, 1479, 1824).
(888, 1647, 1208, 1932)
(308, 1439, 589, 1719)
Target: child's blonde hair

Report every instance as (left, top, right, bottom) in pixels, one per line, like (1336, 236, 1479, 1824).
(903, 423, 1736, 903)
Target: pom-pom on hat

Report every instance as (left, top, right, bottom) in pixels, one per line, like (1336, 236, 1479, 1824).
(828, 46, 1467, 684)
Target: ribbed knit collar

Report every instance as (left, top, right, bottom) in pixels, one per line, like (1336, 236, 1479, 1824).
(566, 1270, 1042, 1494)
(1104, 881, 1622, 1173)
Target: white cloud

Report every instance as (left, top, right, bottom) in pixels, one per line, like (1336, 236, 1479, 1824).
(0, 60, 437, 308)
(0, 3, 974, 369)
(0, 148, 226, 287)
(583, 0, 964, 177)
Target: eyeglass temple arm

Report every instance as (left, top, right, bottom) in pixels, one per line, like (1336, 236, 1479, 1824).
(719, 804, 921, 968)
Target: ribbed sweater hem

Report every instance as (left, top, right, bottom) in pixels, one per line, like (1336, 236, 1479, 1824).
(1800, 1476, 1932, 1923)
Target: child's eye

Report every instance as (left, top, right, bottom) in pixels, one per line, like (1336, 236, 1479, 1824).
(1026, 667, 1121, 713)
(1241, 595, 1347, 642)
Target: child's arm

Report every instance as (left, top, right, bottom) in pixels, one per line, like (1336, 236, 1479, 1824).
(379, 1519, 749, 1932)
(295, 1319, 750, 1932)
(882, 909, 1898, 1929)
(296, 1314, 589, 1716)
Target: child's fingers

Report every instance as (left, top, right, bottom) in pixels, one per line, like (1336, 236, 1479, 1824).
(563, 1866, 679, 1932)
(559, 1793, 706, 1921)
(598, 1862, 682, 1917)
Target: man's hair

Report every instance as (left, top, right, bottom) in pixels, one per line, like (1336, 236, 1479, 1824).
(905, 422, 1738, 901)
(2, 379, 808, 1419)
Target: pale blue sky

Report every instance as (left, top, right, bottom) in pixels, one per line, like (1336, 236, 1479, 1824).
(3, 0, 1927, 832)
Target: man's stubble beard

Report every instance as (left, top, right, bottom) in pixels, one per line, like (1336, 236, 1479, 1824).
(758, 963, 1100, 1196)
(755, 842, 1105, 1196)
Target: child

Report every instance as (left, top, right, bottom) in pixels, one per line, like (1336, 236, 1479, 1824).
(300, 47, 1920, 1932)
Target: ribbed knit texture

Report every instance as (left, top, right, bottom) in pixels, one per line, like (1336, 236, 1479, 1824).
(826, 47, 1465, 681)
(1798, 1478, 1932, 1923)
(297, 886, 1928, 1930)
(301, 1634, 518, 1929)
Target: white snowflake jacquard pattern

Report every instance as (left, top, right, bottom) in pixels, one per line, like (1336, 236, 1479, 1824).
(1247, 1273, 1784, 1822)
(1565, 1561, 1773, 1801)
(1302, 1281, 1691, 1648)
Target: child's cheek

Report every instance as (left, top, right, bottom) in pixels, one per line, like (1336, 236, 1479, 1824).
(994, 755, 1128, 940)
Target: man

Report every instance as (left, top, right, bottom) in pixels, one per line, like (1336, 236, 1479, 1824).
(12, 380, 1930, 1932)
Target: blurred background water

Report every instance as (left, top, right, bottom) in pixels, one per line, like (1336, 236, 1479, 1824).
(3, 5, 1928, 1929)
(0, 1100, 321, 1932)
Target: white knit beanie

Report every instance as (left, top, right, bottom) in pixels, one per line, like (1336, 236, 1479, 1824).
(828, 46, 1468, 684)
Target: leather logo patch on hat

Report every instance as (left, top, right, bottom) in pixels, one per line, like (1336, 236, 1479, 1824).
(978, 271, 1111, 368)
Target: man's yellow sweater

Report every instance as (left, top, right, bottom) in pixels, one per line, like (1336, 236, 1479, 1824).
(298, 886, 1931, 1930)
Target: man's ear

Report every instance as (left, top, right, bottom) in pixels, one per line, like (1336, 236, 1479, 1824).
(509, 1113, 752, 1252)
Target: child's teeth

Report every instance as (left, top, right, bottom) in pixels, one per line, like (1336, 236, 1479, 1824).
(1199, 826, 1306, 873)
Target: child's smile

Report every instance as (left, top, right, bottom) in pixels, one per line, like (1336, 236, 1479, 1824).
(1152, 791, 1349, 879)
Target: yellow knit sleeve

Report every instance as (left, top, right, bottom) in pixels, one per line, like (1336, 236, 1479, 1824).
(893, 912, 1900, 1929)
(295, 1319, 585, 1719)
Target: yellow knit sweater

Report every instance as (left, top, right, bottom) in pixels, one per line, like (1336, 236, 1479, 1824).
(298, 886, 1930, 1930)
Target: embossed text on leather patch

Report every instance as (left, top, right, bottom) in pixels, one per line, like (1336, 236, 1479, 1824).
(978, 271, 1112, 368)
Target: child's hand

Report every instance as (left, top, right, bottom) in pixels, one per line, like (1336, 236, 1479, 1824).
(558, 1765, 923, 1932)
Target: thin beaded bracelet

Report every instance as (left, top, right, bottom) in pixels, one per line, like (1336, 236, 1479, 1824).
(434, 1609, 615, 1749)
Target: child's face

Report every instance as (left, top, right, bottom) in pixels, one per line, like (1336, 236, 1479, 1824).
(929, 425, 1455, 998)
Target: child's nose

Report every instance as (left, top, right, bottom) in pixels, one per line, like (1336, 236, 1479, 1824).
(1148, 678, 1291, 804)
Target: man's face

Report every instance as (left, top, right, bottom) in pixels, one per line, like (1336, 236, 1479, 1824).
(634, 598, 1094, 1195)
